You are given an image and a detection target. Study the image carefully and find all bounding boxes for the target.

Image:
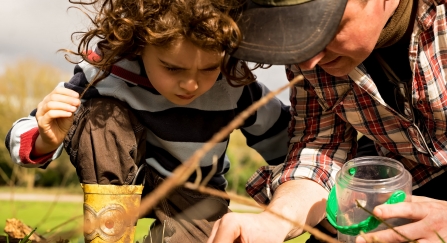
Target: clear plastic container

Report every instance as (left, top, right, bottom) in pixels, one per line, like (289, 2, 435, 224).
(335, 156, 412, 243)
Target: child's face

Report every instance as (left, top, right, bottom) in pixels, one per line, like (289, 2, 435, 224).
(141, 39, 224, 105)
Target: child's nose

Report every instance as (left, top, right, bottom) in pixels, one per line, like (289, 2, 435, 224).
(179, 79, 199, 92)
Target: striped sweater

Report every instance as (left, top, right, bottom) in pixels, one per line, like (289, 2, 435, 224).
(6, 57, 291, 188)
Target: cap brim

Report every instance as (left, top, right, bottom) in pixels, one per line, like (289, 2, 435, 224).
(232, 0, 348, 65)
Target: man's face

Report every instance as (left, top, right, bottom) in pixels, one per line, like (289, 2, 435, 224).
(141, 39, 223, 105)
(298, 0, 399, 77)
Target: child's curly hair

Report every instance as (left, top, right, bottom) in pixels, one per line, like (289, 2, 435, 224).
(65, 0, 256, 90)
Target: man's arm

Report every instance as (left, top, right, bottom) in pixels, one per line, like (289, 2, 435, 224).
(207, 179, 328, 243)
(263, 179, 329, 238)
(208, 65, 353, 243)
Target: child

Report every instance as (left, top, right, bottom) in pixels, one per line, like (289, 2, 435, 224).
(5, 0, 290, 242)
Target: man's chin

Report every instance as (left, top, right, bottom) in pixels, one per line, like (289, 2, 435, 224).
(320, 66, 354, 77)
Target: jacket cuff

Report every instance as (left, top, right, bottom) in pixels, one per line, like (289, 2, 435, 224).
(19, 127, 54, 164)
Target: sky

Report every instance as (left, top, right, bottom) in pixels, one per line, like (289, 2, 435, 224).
(0, 0, 290, 104)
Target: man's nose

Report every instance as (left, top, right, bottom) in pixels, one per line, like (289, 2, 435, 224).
(298, 51, 325, 70)
(179, 78, 199, 92)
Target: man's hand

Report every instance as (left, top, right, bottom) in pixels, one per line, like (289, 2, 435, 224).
(207, 179, 329, 243)
(356, 196, 447, 243)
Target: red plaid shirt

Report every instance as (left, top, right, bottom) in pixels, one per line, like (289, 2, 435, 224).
(247, 0, 447, 204)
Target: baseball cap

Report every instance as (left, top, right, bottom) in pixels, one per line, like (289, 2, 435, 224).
(231, 0, 348, 64)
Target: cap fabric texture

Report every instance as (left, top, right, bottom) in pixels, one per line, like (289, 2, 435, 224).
(232, 0, 348, 64)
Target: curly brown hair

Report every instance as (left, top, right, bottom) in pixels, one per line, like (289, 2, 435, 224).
(64, 0, 256, 92)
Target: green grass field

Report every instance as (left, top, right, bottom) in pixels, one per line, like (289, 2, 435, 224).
(0, 199, 309, 243)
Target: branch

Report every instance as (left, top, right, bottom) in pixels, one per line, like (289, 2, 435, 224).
(355, 200, 417, 243)
(138, 75, 303, 217)
(184, 182, 340, 243)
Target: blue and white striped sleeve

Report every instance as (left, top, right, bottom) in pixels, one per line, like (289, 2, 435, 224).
(238, 81, 291, 165)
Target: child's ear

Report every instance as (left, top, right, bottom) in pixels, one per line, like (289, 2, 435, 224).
(126, 53, 140, 61)
(127, 47, 145, 60)
(137, 45, 148, 55)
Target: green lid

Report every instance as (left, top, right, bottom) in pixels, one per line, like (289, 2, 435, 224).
(326, 187, 406, 236)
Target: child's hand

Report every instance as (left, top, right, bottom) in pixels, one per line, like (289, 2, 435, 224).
(33, 87, 81, 156)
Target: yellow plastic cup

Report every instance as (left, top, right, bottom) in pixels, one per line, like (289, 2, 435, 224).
(81, 184, 144, 243)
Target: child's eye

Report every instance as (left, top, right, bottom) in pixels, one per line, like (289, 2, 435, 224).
(165, 67, 180, 72)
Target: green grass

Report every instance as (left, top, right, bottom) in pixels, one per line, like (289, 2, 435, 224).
(0, 185, 84, 195)
(0, 199, 308, 243)
(0, 200, 84, 242)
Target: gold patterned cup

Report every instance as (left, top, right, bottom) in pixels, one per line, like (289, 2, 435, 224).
(81, 184, 144, 243)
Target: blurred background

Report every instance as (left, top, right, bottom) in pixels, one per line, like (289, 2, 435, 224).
(0, 1, 300, 242)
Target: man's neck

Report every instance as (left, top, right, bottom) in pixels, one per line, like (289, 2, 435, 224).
(375, 0, 414, 49)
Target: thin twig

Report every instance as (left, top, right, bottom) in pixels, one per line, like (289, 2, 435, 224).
(184, 182, 340, 243)
(9, 165, 18, 218)
(138, 75, 304, 218)
(201, 155, 218, 187)
(194, 165, 202, 187)
(42, 227, 83, 243)
(358, 232, 387, 243)
(185, 182, 263, 209)
(162, 220, 166, 242)
(0, 167, 11, 185)
(149, 222, 154, 243)
(36, 173, 70, 227)
(43, 215, 83, 235)
(355, 200, 417, 243)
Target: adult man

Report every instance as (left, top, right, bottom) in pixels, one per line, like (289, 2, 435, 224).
(208, 0, 447, 242)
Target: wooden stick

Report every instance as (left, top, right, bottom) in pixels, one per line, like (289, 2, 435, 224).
(138, 75, 303, 217)
(184, 182, 340, 243)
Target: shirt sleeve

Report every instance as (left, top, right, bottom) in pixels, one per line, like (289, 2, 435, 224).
(246, 65, 356, 204)
(6, 112, 63, 168)
(238, 81, 291, 166)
